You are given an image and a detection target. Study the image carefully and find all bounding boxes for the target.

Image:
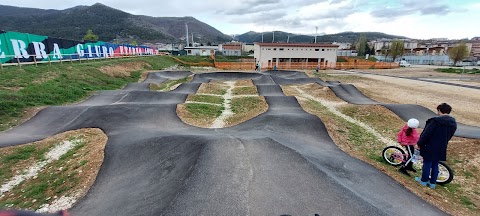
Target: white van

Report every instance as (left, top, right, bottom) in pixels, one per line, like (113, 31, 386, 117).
(399, 60, 411, 67)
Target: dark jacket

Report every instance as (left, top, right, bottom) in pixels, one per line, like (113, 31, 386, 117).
(417, 115, 457, 161)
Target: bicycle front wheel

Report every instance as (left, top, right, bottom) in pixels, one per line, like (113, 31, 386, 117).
(382, 146, 405, 166)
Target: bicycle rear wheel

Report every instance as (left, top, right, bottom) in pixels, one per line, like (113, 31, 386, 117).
(436, 162, 454, 185)
(382, 146, 405, 166)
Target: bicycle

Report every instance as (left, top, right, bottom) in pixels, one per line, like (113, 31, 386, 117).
(382, 145, 454, 185)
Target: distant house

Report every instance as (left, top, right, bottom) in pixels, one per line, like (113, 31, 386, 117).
(253, 43, 339, 69)
(220, 42, 243, 56)
(184, 46, 219, 56)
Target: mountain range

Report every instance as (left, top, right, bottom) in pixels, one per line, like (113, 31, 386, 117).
(235, 31, 407, 44)
(0, 3, 231, 44)
(0, 3, 407, 44)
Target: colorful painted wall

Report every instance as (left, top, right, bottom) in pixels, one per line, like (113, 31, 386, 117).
(0, 31, 156, 64)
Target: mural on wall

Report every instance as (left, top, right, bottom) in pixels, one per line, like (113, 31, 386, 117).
(0, 31, 156, 64)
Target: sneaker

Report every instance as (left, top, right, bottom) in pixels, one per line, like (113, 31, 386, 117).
(428, 183, 436, 189)
(398, 167, 411, 177)
(415, 177, 428, 186)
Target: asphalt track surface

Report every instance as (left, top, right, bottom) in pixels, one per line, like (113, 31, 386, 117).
(3, 70, 477, 215)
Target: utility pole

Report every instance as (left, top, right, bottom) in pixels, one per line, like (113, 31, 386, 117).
(261, 27, 264, 43)
(315, 26, 318, 44)
(287, 35, 290, 43)
(272, 27, 275, 43)
(191, 33, 194, 46)
(185, 23, 189, 47)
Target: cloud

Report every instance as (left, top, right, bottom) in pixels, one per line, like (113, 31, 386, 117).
(370, 0, 453, 19)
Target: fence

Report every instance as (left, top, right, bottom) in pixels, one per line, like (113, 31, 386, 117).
(0, 53, 157, 69)
(212, 61, 398, 70)
(0, 31, 155, 67)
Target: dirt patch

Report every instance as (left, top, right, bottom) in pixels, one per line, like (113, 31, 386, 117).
(235, 80, 254, 87)
(139, 70, 159, 83)
(99, 62, 148, 77)
(197, 83, 228, 95)
(360, 67, 479, 78)
(0, 128, 107, 212)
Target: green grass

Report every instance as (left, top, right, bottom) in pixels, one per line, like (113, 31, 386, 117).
(232, 86, 257, 95)
(151, 76, 191, 91)
(231, 97, 262, 114)
(0, 144, 56, 184)
(0, 56, 177, 131)
(185, 103, 224, 119)
(187, 95, 223, 104)
(460, 196, 477, 210)
(435, 68, 480, 74)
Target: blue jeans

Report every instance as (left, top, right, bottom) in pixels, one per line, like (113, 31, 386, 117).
(421, 160, 439, 184)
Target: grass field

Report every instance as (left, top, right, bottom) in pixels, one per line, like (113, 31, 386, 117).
(0, 56, 177, 131)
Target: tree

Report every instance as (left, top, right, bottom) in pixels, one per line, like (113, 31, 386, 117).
(131, 40, 138, 46)
(448, 43, 469, 66)
(381, 44, 390, 60)
(83, 29, 99, 41)
(356, 33, 367, 56)
(390, 40, 405, 62)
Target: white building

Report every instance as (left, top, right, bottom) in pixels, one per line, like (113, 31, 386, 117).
(184, 46, 219, 56)
(254, 43, 339, 69)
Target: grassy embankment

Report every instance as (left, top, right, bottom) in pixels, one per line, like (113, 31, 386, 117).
(0, 56, 178, 131)
(283, 83, 479, 216)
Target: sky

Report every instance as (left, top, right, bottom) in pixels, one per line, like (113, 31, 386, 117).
(2, 0, 479, 40)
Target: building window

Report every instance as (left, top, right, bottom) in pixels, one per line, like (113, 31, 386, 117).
(279, 48, 284, 51)
(322, 49, 325, 51)
(262, 48, 264, 50)
(274, 48, 277, 50)
(315, 49, 319, 51)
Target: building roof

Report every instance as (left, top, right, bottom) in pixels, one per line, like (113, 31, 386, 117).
(255, 43, 339, 48)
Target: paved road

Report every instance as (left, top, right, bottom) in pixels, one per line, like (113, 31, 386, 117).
(0, 71, 456, 215)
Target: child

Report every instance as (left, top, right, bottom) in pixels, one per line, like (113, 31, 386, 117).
(397, 118, 420, 176)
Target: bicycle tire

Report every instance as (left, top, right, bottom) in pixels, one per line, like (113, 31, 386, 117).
(382, 146, 405, 166)
(436, 162, 454, 185)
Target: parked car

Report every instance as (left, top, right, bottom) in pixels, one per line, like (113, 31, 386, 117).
(399, 60, 411, 67)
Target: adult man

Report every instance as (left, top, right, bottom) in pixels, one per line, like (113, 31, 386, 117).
(416, 103, 457, 189)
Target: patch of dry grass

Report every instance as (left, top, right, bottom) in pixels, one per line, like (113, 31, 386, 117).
(0, 128, 107, 211)
(235, 80, 254, 87)
(232, 86, 257, 95)
(196, 83, 228, 95)
(99, 62, 148, 77)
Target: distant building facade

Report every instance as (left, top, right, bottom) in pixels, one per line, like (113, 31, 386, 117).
(184, 46, 219, 56)
(254, 43, 339, 68)
(220, 42, 242, 56)
(372, 38, 478, 65)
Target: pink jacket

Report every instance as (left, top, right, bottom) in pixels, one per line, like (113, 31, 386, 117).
(397, 125, 419, 146)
